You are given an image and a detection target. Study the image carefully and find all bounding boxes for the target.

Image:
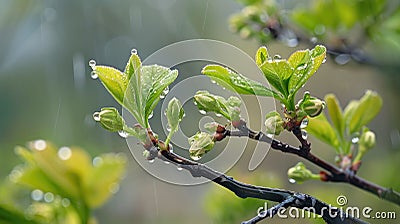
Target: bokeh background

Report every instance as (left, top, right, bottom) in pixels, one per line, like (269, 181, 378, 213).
(0, 0, 399, 223)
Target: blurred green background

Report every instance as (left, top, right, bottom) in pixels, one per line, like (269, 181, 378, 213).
(0, 0, 399, 223)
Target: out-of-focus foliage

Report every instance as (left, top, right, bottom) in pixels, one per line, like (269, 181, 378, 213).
(230, 0, 400, 65)
(0, 140, 126, 224)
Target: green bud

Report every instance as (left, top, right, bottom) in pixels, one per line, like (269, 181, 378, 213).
(264, 111, 284, 135)
(188, 132, 215, 161)
(287, 162, 319, 184)
(194, 91, 241, 121)
(359, 130, 376, 151)
(166, 98, 184, 134)
(299, 97, 325, 117)
(93, 107, 124, 132)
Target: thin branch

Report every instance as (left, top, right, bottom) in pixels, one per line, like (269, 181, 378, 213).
(158, 149, 365, 224)
(225, 121, 400, 206)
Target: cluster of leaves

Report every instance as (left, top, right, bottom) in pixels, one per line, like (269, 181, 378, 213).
(91, 52, 183, 154)
(0, 140, 126, 224)
(230, 0, 400, 64)
(306, 91, 382, 169)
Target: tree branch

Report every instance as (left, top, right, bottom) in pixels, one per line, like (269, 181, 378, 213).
(225, 121, 400, 206)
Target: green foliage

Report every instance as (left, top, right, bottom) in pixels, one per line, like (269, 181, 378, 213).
(188, 132, 215, 161)
(202, 45, 326, 112)
(92, 53, 178, 128)
(307, 91, 382, 156)
(3, 140, 127, 224)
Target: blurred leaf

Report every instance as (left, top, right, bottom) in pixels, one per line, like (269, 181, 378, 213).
(85, 153, 126, 208)
(202, 65, 279, 98)
(306, 113, 339, 151)
(0, 204, 39, 224)
(348, 91, 382, 134)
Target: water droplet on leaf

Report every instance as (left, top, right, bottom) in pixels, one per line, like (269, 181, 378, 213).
(33, 140, 47, 151)
(118, 130, 129, 138)
(190, 155, 201, 161)
(93, 156, 103, 166)
(352, 137, 359, 144)
(300, 118, 309, 129)
(335, 54, 351, 65)
(177, 166, 183, 171)
(164, 161, 170, 164)
(148, 159, 155, 163)
(301, 130, 308, 140)
(89, 59, 96, 68)
(131, 48, 137, 55)
(61, 198, 70, 207)
(215, 113, 222, 117)
(273, 54, 282, 60)
(44, 192, 54, 203)
(31, 189, 43, 201)
(91, 71, 98, 79)
(289, 178, 296, 184)
(148, 111, 154, 119)
(58, 147, 72, 160)
(199, 110, 207, 115)
(93, 112, 101, 121)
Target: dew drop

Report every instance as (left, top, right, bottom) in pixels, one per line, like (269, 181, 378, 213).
(300, 118, 309, 129)
(31, 189, 44, 201)
(164, 161, 170, 164)
(118, 130, 129, 138)
(211, 80, 216, 84)
(289, 178, 296, 184)
(301, 130, 308, 140)
(90, 71, 98, 79)
(131, 48, 137, 55)
(190, 155, 201, 161)
(33, 140, 47, 151)
(93, 112, 101, 121)
(148, 111, 154, 119)
(287, 38, 298, 47)
(351, 137, 359, 144)
(297, 64, 307, 70)
(166, 125, 172, 132)
(149, 159, 155, 163)
(61, 198, 70, 207)
(273, 54, 282, 60)
(44, 192, 54, 203)
(322, 58, 327, 64)
(89, 59, 96, 68)
(93, 156, 103, 166)
(193, 101, 198, 106)
(215, 113, 223, 117)
(58, 147, 72, 160)
(199, 110, 207, 115)
(177, 166, 183, 171)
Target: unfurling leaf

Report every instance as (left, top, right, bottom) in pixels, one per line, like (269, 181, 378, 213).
(166, 98, 184, 134)
(255, 46, 269, 66)
(194, 90, 242, 121)
(201, 65, 279, 98)
(188, 132, 215, 161)
(325, 94, 344, 137)
(93, 53, 178, 128)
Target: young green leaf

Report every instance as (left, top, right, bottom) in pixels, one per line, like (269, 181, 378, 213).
(260, 60, 293, 97)
(325, 94, 344, 137)
(348, 90, 382, 134)
(255, 46, 269, 66)
(188, 132, 215, 161)
(288, 45, 326, 96)
(306, 113, 340, 152)
(94, 66, 128, 107)
(202, 65, 280, 98)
